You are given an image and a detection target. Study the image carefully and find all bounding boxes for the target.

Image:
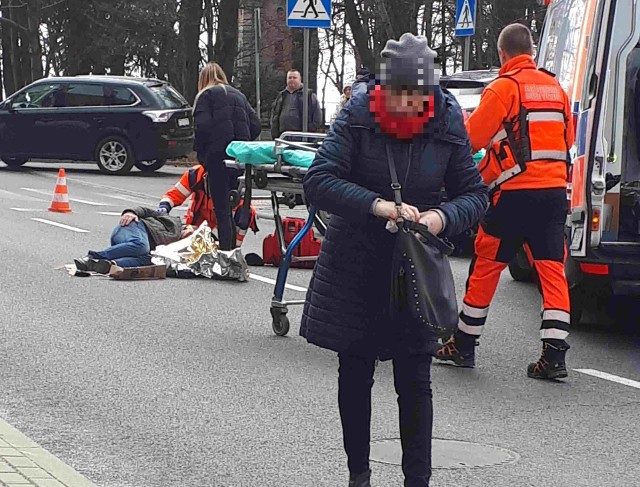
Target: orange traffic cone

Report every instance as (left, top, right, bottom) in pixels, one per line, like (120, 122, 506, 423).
(48, 168, 72, 213)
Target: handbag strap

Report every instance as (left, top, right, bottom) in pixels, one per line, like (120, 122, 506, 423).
(384, 146, 454, 256)
(385, 146, 404, 212)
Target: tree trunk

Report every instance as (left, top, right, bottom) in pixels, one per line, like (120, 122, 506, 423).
(180, 0, 204, 104)
(204, 0, 215, 61)
(66, 0, 93, 74)
(344, 0, 375, 70)
(213, 0, 239, 81)
(25, 0, 43, 83)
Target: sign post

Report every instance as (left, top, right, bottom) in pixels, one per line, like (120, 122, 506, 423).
(287, 0, 332, 133)
(254, 8, 262, 121)
(455, 0, 477, 71)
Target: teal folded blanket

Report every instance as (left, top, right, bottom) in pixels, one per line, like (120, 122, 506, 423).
(226, 141, 316, 168)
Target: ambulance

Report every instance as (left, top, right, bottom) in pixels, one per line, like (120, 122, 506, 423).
(510, 0, 640, 323)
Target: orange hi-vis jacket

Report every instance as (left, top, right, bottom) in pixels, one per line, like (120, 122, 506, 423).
(466, 55, 575, 192)
(160, 165, 216, 228)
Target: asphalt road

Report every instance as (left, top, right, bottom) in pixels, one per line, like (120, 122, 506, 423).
(0, 161, 639, 487)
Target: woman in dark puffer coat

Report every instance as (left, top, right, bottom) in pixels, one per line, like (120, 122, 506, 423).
(193, 62, 261, 250)
(301, 34, 488, 487)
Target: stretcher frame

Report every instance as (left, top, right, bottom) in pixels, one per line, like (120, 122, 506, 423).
(225, 131, 327, 336)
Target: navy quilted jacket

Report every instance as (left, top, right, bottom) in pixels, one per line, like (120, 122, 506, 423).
(193, 84, 261, 162)
(300, 79, 489, 360)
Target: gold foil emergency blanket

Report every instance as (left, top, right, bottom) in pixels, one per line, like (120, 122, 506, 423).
(151, 222, 249, 281)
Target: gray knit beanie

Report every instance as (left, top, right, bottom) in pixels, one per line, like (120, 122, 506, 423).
(379, 33, 439, 91)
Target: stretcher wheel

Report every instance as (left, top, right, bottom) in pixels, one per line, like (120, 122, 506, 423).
(270, 308, 290, 336)
(255, 170, 268, 189)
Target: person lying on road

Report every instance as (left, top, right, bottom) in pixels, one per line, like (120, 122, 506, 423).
(73, 206, 183, 274)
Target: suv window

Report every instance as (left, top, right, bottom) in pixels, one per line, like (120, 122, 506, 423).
(149, 84, 189, 109)
(67, 84, 105, 107)
(11, 83, 64, 109)
(104, 86, 137, 106)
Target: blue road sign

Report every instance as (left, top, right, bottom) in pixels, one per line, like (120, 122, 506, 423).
(287, 0, 332, 29)
(455, 0, 476, 37)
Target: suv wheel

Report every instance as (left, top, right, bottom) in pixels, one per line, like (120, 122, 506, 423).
(95, 136, 135, 175)
(134, 159, 166, 173)
(2, 157, 29, 167)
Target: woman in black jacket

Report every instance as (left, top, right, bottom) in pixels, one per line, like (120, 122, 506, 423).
(193, 62, 261, 250)
(301, 34, 488, 487)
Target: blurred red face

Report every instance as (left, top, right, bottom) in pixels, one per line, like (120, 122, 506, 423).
(385, 88, 431, 117)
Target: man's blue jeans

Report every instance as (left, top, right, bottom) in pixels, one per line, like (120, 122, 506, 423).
(89, 221, 152, 268)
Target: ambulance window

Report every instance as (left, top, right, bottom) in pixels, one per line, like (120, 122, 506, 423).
(539, 0, 587, 92)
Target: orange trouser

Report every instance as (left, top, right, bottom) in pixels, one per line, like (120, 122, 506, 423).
(459, 188, 570, 341)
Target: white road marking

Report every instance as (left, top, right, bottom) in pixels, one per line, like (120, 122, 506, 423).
(97, 193, 153, 205)
(11, 208, 45, 212)
(21, 188, 108, 206)
(249, 273, 308, 293)
(574, 369, 640, 390)
(0, 188, 46, 202)
(98, 211, 122, 216)
(31, 218, 89, 233)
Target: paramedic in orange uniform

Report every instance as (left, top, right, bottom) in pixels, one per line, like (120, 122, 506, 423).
(158, 164, 257, 248)
(436, 23, 575, 380)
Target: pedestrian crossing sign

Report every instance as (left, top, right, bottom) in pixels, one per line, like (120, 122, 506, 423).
(287, 0, 332, 29)
(455, 0, 476, 37)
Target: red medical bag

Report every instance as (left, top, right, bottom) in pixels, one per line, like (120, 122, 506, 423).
(263, 217, 321, 269)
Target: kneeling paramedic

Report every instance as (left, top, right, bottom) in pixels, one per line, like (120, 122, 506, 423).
(157, 164, 258, 248)
(436, 23, 575, 380)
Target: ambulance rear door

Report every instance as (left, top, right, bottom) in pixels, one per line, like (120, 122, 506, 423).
(569, 0, 640, 257)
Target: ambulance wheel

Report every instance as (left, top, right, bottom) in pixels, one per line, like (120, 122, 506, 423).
(569, 285, 585, 325)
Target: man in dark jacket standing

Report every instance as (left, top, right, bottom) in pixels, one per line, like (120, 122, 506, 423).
(270, 69, 322, 139)
(301, 34, 488, 487)
(74, 206, 182, 273)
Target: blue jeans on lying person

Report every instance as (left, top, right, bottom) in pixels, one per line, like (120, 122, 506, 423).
(88, 221, 153, 268)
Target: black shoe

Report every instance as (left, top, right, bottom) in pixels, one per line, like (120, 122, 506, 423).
(435, 333, 477, 368)
(527, 340, 570, 380)
(74, 257, 113, 275)
(348, 470, 371, 487)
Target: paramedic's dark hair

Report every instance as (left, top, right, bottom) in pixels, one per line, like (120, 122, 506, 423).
(498, 23, 534, 58)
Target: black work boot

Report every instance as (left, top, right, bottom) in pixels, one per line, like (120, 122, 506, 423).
(348, 469, 371, 487)
(435, 331, 477, 368)
(527, 339, 570, 380)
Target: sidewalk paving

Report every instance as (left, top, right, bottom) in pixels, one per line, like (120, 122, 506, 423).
(0, 419, 96, 487)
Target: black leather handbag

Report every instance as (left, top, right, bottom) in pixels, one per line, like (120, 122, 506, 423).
(385, 147, 459, 334)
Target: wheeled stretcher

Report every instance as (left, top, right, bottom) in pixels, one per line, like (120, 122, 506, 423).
(224, 132, 327, 336)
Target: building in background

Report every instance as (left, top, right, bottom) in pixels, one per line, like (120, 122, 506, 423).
(236, 0, 321, 126)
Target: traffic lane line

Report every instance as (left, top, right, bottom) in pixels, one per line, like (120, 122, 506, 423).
(21, 188, 109, 206)
(0, 416, 98, 487)
(0, 189, 47, 203)
(249, 272, 308, 293)
(574, 369, 640, 390)
(31, 218, 90, 233)
(10, 208, 47, 212)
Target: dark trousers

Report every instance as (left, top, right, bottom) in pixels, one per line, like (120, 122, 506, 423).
(338, 353, 433, 487)
(206, 154, 235, 251)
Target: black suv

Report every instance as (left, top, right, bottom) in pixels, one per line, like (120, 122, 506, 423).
(0, 76, 194, 174)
